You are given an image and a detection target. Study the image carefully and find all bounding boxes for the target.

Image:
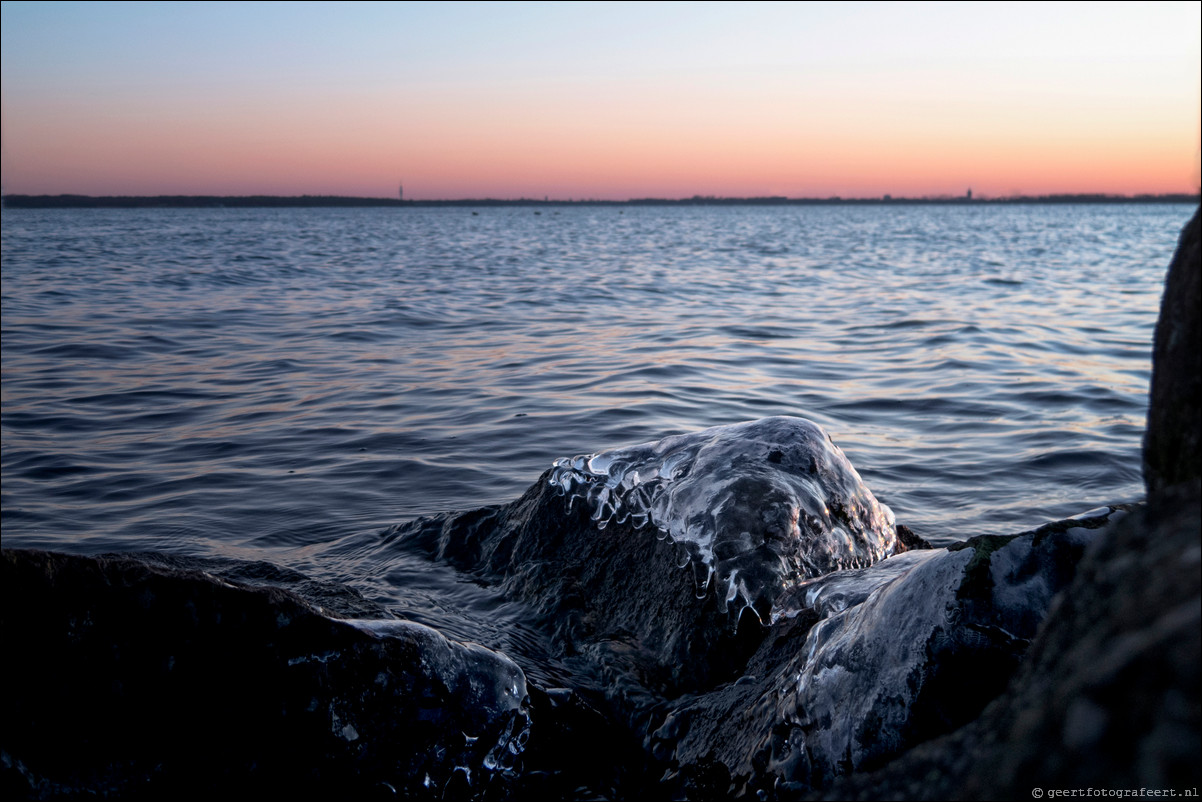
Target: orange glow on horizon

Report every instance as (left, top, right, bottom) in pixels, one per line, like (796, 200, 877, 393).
(3, 3, 1198, 200)
(5, 104, 1195, 201)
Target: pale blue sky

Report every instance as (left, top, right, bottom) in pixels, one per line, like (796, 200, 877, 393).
(3, 1, 1198, 198)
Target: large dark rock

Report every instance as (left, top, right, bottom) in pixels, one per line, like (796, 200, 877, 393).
(389, 471, 750, 697)
(388, 417, 1123, 798)
(1144, 205, 1201, 498)
(387, 417, 901, 696)
(652, 509, 1122, 798)
(1, 549, 531, 800)
(810, 485, 1200, 800)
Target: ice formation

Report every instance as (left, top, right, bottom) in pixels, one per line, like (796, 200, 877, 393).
(548, 416, 898, 617)
(771, 549, 937, 622)
(762, 547, 973, 785)
(746, 510, 1115, 786)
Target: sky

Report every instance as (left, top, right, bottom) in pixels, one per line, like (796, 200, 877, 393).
(1, 1, 1199, 200)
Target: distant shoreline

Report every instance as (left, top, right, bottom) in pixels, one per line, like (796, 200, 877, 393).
(3, 193, 1198, 209)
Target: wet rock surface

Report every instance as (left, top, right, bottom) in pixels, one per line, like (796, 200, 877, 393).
(1, 549, 530, 800)
(809, 486, 1200, 801)
(651, 510, 1122, 798)
(389, 470, 753, 698)
(0, 438, 1166, 801)
(389, 417, 901, 700)
(1144, 205, 1200, 499)
(549, 417, 900, 613)
(377, 421, 1128, 797)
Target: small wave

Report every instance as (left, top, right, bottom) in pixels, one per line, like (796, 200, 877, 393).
(31, 342, 142, 360)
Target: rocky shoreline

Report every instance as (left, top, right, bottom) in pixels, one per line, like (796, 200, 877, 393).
(3, 208, 1197, 800)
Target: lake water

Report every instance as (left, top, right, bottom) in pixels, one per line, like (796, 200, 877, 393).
(0, 203, 1191, 629)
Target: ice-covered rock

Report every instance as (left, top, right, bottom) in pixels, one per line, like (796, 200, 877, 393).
(389, 414, 1124, 796)
(813, 492, 1199, 801)
(391, 417, 901, 692)
(548, 417, 899, 620)
(655, 509, 1121, 797)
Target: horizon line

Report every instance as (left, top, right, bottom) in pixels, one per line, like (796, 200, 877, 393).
(4, 191, 1199, 209)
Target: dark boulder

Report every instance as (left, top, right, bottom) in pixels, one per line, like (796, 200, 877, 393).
(1144, 205, 1201, 498)
(1, 549, 530, 800)
(0, 461, 1138, 800)
(387, 418, 1128, 798)
(653, 508, 1123, 798)
(389, 472, 749, 696)
(387, 416, 900, 695)
(809, 486, 1200, 800)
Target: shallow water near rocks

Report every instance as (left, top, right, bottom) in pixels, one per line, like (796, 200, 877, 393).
(1, 203, 1188, 656)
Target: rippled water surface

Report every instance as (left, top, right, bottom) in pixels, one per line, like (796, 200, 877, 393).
(1, 203, 1190, 625)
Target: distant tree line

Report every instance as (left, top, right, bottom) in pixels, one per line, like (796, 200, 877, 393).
(3, 192, 1197, 209)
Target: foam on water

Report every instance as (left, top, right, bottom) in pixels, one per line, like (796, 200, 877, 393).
(548, 416, 898, 617)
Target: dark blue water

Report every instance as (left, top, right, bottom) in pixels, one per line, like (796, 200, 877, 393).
(0, 203, 1189, 627)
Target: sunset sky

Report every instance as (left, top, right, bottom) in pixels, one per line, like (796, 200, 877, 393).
(2, 1, 1199, 200)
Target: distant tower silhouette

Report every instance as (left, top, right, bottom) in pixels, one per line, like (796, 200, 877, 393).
(399, 182, 404, 201)
(966, 188, 972, 200)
